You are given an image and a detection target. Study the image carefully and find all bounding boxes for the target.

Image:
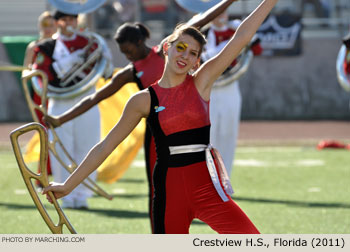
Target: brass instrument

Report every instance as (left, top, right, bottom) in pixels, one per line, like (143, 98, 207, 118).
(48, 0, 107, 15)
(336, 45, 350, 92)
(215, 47, 253, 87)
(31, 30, 113, 99)
(22, 69, 113, 200)
(176, 0, 254, 87)
(175, 0, 222, 13)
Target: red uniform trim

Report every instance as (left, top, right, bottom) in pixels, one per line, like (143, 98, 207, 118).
(133, 46, 165, 89)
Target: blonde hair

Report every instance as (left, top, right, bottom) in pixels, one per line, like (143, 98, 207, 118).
(38, 11, 54, 26)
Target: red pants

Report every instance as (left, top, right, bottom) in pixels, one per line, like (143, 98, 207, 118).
(152, 161, 259, 234)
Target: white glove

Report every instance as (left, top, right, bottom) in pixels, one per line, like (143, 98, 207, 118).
(52, 49, 85, 78)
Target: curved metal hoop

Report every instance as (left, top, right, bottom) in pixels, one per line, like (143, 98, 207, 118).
(0, 63, 27, 72)
(336, 45, 350, 92)
(22, 69, 113, 200)
(214, 47, 253, 87)
(10, 122, 76, 234)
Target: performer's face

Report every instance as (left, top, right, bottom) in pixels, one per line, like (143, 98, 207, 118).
(167, 34, 200, 74)
(57, 16, 78, 37)
(40, 17, 57, 39)
(119, 41, 143, 62)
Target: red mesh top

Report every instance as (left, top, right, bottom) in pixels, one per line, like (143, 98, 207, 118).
(151, 75, 210, 136)
(133, 46, 165, 88)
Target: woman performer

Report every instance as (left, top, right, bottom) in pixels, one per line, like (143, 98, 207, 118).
(44, 0, 238, 223)
(43, 0, 279, 234)
(24, 11, 57, 68)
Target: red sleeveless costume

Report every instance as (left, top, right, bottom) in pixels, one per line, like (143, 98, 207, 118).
(132, 46, 165, 228)
(147, 75, 259, 234)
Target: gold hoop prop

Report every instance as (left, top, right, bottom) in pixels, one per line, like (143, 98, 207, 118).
(10, 122, 77, 234)
(0, 63, 27, 72)
(22, 69, 113, 200)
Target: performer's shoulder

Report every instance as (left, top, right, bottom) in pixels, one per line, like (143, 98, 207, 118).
(36, 38, 56, 56)
(128, 89, 151, 115)
(76, 34, 89, 43)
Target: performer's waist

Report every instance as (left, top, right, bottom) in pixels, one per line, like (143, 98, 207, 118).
(157, 125, 210, 167)
(167, 142, 234, 202)
(169, 144, 207, 155)
(167, 144, 207, 167)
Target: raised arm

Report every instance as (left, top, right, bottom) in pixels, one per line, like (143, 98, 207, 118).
(195, 0, 278, 99)
(46, 64, 135, 127)
(42, 90, 151, 200)
(158, 0, 238, 54)
(187, 0, 238, 29)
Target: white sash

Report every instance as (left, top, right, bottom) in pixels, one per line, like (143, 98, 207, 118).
(205, 144, 234, 202)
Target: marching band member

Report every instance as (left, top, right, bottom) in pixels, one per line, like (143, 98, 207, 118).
(201, 11, 262, 177)
(24, 11, 57, 68)
(23, 11, 57, 180)
(43, 0, 279, 233)
(44, 0, 238, 223)
(32, 10, 104, 209)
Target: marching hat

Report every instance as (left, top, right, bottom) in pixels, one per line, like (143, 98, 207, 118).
(53, 10, 78, 20)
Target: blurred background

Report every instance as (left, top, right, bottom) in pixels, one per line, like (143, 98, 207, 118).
(0, 0, 349, 235)
(0, 0, 350, 122)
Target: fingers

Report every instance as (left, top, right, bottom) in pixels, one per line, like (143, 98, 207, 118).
(46, 193, 54, 204)
(42, 185, 54, 204)
(42, 182, 59, 195)
(41, 183, 52, 195)
(42, 182, 63, 202)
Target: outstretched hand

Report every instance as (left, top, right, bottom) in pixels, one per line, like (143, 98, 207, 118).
(42, 182, 69, 204)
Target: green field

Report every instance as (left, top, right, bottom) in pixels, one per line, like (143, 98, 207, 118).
(0, 145, 349, 234)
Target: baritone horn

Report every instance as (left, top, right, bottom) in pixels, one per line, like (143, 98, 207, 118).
(214, 47, 253, 87)
(336, 45, 350, 92)
(175, 0, 222, 13)
(48, 0, 107, 14)
(31, 30, 112, 99)
(31, 0, 112, 99)
(176, 0, 255, 86)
